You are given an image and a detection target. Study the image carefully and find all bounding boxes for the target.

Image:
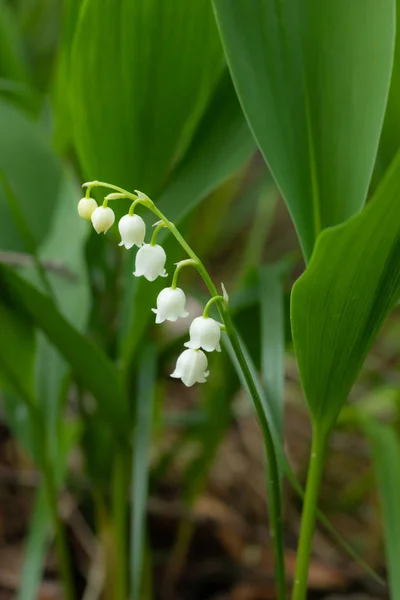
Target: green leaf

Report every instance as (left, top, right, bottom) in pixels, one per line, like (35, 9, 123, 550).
(362, 420, 400, 598)
(0, 0, 28, 82)
(0, 263, 128, 433)
(69, 0, 224, 194)
(0, 299, 35, 400)
(18, 488, 51, 600)
(130, 343, 157, 600)
(259, 265, 285, 439)
(291, 149, 400, 434)
(379, 0, 400, 172)
(213, 0, 395, 260)
(0, 98, 61, 251)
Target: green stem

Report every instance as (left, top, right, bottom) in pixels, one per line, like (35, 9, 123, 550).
(222, 310, 287, 600)
(291, 426, 327, 600)
(112, 451, 128, 600)
(171, 259, 196, 289)
(150, 222, 167, 245)
(203, 295, 224, 318)
(84, 181, 287, 598)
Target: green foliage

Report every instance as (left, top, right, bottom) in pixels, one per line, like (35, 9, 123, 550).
(69, 0, 224, 194)
(0, 264, 128, 433)
(18, 488, 51, 600)
(0, 99, 61, 251)
(363, 420, 400, 600)
(291, 150, 400, 433)
(0, 0, 28, 83)
(213, 0, 395, 260)
(259, 265, 285, 438)
(0, 299, 35, 400)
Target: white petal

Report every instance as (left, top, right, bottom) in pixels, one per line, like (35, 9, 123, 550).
(185, 316, 221, 352)
(134, 244, 168, 281)
(153, 287, 189, 323)
(118, 214, 146, 248)
(170, 349, 208, 386)
(91, 206, 115, 233)
(78, 197, 98, 220)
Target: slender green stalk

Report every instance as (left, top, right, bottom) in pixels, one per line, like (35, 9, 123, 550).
(85, 181, 287, 599)
(203, 295, 224, 317)
(112, 451, 128, 600)
(291, 426, 327, 600)
(171, 259, 196, 289)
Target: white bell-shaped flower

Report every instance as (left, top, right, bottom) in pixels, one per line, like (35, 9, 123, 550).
(91, 206, 115, 234)
(184, 316, 221, 352)
(152, 287, 189, 323)
(118, 214, 146, 249)
(133, 244, 168, 281)
(78, 197, 98, 220)
(171, 349, 209, 387)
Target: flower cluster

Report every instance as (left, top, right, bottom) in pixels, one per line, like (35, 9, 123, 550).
(78, 187, 224, 387)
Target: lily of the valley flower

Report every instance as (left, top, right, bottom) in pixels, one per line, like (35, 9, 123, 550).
(118, 214, 146, 249)
(152, 287, 188, 323)
(171, 349, 209, 387)
(78, 197, 98, 220)
(134, 244, 167, 281)
(184, 316, 221, 352)
(91, 206, 115, 233)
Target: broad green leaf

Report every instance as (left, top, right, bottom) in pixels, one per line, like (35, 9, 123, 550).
(259, 265, 285, 438)
(0, 263, 128, 433)
(291, 149, 400, 434)
(19, 488, 51, 600)
(213, 0, 395, 260)
(70, 0, 224, 195)
(0, 98, 61, 251)
(362, 420, 400, 598)
(130, 343, 157, 600)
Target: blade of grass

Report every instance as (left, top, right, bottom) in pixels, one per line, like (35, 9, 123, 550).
(19, 487, 51, 600)
(362, 419, 400, 598)
(259, 265, 285, 439)
(0, 263, 128, 433)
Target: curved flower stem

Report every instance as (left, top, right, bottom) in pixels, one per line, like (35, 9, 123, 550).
(203, 295, 225, 318)
(150, 222, 167, 245)
(171, 259, 197, 289)
(83, 182, 287, 599)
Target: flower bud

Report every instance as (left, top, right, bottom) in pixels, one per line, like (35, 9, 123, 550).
(78, 197, 98, 220)
(184, 316, 221, 352)
(133, 243, 167, 281)
(91, 206, 115, 233)
(152, 287, 188, 324)
(171, 349, 209, 387)
(118, 214, 146, 249)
